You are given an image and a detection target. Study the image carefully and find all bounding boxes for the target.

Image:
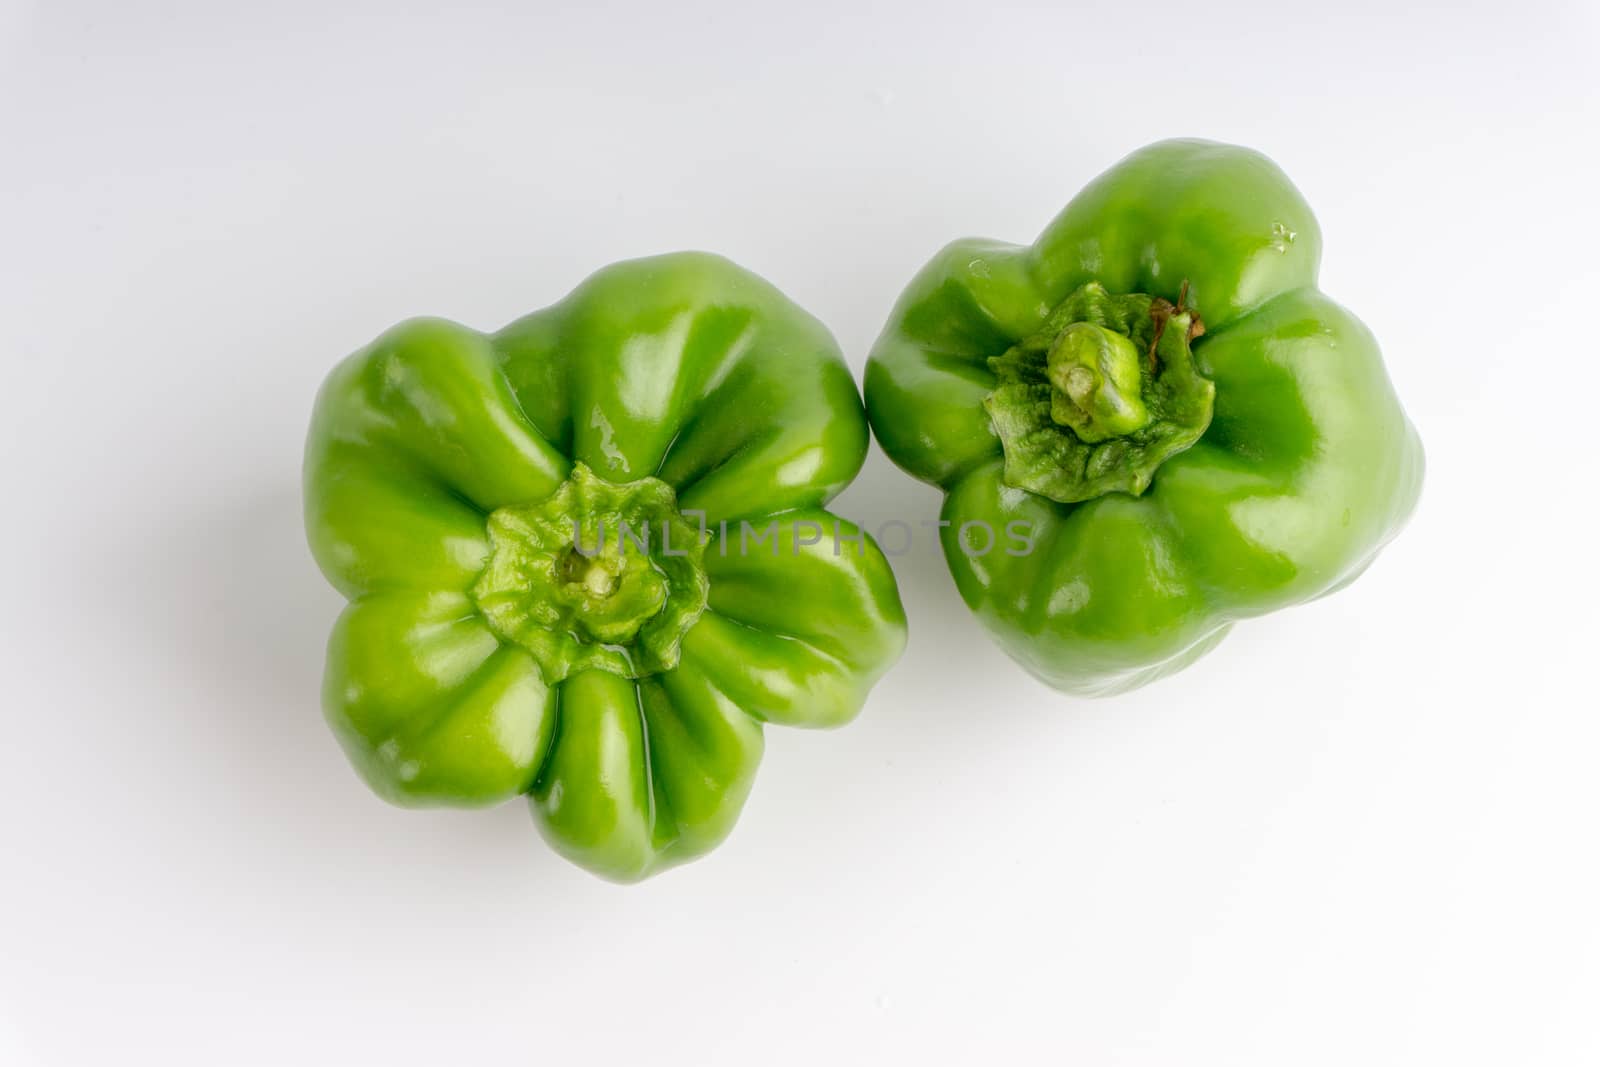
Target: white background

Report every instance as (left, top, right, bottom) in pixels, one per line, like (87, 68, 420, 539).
(4, 2, 1598, 1064)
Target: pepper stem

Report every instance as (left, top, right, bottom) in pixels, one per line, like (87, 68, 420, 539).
(1045, 322, 1152, 443)
(981, 282, 1216, 503)
(472, 464, 708, 683)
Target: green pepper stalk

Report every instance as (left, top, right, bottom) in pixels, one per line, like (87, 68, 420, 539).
(982, 281, 1215, 503)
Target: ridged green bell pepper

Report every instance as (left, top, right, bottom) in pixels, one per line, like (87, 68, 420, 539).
(305, 253, 907, 881)
(865, 140, 1423, 695)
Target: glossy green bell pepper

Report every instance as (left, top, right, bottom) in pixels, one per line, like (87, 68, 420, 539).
(865, 140, 1423, 695)
(305, 252, 907, 881)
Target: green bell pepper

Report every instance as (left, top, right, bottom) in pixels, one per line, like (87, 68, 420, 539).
(305, 252, 907, 881)
(865, 139, 1423, 695)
